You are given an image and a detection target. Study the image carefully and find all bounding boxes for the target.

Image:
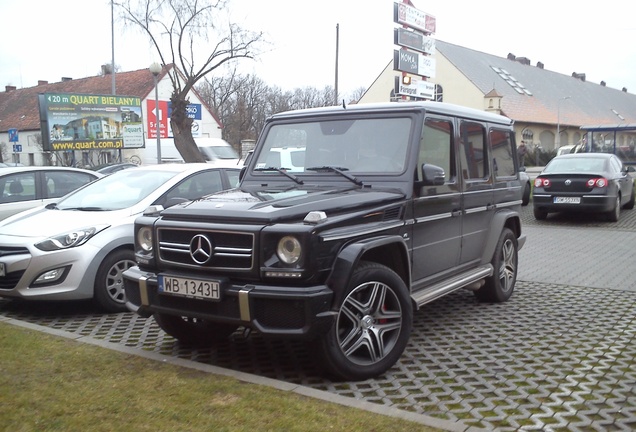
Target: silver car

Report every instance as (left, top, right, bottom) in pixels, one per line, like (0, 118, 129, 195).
(0, 163, 239, 312)
(0, 166, 102, 221)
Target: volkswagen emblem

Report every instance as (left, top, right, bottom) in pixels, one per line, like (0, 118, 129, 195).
(189, 234, 213, 265)
(565, 179, 572, 186)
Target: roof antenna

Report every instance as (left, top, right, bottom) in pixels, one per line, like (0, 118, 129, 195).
(342, 99, 346, 109)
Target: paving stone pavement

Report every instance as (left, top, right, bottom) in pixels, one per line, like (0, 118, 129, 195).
(1, 204, 635, 431)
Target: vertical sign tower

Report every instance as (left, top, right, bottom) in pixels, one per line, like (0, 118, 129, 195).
(393, 1, 437, 100)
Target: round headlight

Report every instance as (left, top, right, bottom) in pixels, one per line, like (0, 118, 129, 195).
(137, 227, 153, 252)
(277, 236, 302, 264)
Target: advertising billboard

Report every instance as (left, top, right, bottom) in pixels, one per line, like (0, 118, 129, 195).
(38, 93, 144, 151)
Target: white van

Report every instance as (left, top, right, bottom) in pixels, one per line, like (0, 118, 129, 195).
(196, 137, 241, 166)
(136, 137, 240, 166)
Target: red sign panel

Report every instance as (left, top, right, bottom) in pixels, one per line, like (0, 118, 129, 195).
(146, 99, 169, 139)
(394, 2, 436, 34)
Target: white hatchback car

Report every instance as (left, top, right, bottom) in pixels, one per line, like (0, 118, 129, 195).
(0, 163, 239, 312)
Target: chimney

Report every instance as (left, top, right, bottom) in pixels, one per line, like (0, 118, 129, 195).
(38, 80, 48, 86)
(601, 81, 606, 86)
(5, 85, 16, 92)
(61, 77, 72, 82)
(101, 64, 112, 75)
(507, 53, 516, 61)
(572, 72, 586, 82)
(516, 57, 531, 65)
(536, 61, 544, 69)
(623, 87, 628, 92)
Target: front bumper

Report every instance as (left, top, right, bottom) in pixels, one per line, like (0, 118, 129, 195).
(0, 240, 100, 301)
(123, 266, 335, 338)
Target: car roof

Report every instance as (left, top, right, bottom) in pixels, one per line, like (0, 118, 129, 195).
(130, 163, 240, 173)
(0, 166, 103, 176)
(555, 153, 613, 160)
(269, 101, 514, 126)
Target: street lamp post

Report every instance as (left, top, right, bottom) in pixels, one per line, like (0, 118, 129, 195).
(556, 96, 571, 148)
(149, 62, 162, 164)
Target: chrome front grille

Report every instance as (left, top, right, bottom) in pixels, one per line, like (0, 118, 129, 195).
(157, 228, 254, 271)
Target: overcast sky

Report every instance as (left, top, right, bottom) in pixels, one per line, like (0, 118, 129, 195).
(1, 0, 635, 97)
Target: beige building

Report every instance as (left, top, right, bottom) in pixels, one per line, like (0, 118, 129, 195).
(360, 40, 636, 162)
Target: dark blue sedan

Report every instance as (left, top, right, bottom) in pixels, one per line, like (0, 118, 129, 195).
(533, 153, 635, 221)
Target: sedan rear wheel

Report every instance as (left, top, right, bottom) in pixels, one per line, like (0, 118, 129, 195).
(624, 187, 635, 210)
(607, 194, 621, 222)
(533, 207, 548, 220)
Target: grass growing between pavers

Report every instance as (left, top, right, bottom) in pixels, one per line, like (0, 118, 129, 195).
(0, 323, 441, 432)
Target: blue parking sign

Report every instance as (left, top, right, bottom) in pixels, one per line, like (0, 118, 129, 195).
(8, 128, 18, 142)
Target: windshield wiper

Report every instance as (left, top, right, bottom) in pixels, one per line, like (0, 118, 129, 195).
(254, 167, 304, 185)
(60, 207, 109, 211)
(306, 166, 364, 186)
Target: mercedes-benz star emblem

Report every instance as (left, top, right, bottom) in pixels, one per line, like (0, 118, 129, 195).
(189, 234, 213, 264)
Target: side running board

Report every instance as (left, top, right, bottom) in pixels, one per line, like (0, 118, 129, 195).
(411, 264, 493, 309)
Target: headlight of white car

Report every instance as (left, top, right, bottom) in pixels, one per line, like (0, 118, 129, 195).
(35, 225, 109, 252)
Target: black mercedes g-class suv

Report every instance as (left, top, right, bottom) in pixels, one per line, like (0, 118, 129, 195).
(124, 101, 526, 381)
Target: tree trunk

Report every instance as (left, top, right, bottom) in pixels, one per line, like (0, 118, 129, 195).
(170, 95, 206, 163)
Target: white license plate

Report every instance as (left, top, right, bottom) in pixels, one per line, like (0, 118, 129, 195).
(0, 262, 4, 277)
(554, 196, 581, 204)
(158, 275, 220, 301)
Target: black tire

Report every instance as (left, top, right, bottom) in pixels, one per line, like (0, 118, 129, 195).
(624, 187, 635, 210)
(533, 206, 548, 220)
(475, 228, 518, 303)
(154, 313, 237, 346)
(94, 249, 136, 312)
(313, 261, 412, 381)
(606, 194, 621, 222)
(522, 183, 531, 206)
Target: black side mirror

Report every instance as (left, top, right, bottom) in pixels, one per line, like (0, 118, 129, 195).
(421, 163, 446, 186)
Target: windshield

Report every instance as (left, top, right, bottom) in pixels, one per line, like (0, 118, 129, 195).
(200, 146, 239, 161)
(253, 117, 412, 175)
(57, 169, 178, 211)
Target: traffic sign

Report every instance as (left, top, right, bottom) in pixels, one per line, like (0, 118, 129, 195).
(13, 144, 22, 153)
(8, 128, 18, 142)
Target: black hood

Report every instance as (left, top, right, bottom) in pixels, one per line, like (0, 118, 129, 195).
(160, 185, 405, 224)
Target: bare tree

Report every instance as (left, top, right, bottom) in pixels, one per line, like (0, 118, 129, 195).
(346, 86, 367, 104)
(117, 0, 263, 162)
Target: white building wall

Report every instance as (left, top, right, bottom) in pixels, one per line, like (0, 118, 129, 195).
(358, 49, 484, 108)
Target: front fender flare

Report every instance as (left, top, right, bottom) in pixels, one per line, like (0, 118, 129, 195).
(326, 235, 410, 308)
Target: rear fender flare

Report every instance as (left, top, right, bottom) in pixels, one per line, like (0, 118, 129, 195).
(481, 210, 521, 262)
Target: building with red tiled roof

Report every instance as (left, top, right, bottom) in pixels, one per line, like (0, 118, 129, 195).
(360, 40, 636, 160)
(0, 64, 224, 166)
